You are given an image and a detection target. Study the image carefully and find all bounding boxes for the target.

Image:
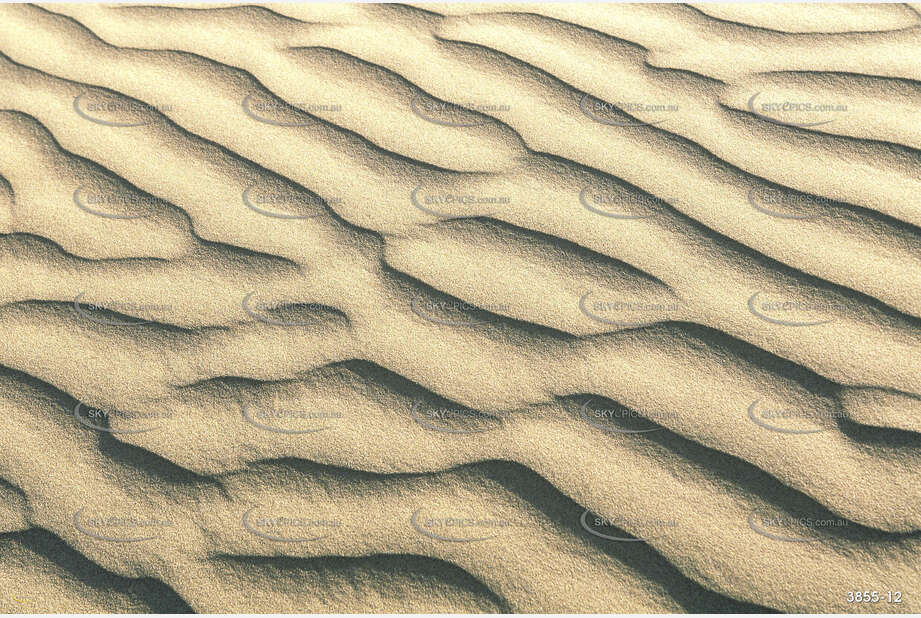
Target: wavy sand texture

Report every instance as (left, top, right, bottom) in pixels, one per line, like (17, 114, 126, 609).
(0, 2, 919, 613)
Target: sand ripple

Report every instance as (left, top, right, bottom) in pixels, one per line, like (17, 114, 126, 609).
(0, 3, 918, 613)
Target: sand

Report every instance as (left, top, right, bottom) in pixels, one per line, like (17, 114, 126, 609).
(0, 2, 919, 613)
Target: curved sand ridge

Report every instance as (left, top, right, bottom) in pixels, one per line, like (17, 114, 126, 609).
(0, 2, 919, 613)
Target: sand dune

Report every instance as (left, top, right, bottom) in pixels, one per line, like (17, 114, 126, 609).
(0, 2, 918, 613)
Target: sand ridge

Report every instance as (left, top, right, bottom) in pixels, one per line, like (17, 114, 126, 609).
(0, 2, 918, 613)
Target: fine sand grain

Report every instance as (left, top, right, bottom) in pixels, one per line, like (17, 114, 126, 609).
(0, 2, 919, 613)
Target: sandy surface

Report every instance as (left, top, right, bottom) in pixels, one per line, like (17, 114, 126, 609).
(0, 2, 919, 613)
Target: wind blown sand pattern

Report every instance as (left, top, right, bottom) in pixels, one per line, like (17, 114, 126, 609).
(0, 2, 919, 613)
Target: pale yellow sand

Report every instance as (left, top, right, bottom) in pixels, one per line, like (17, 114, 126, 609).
(0, 2, 919, 613)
